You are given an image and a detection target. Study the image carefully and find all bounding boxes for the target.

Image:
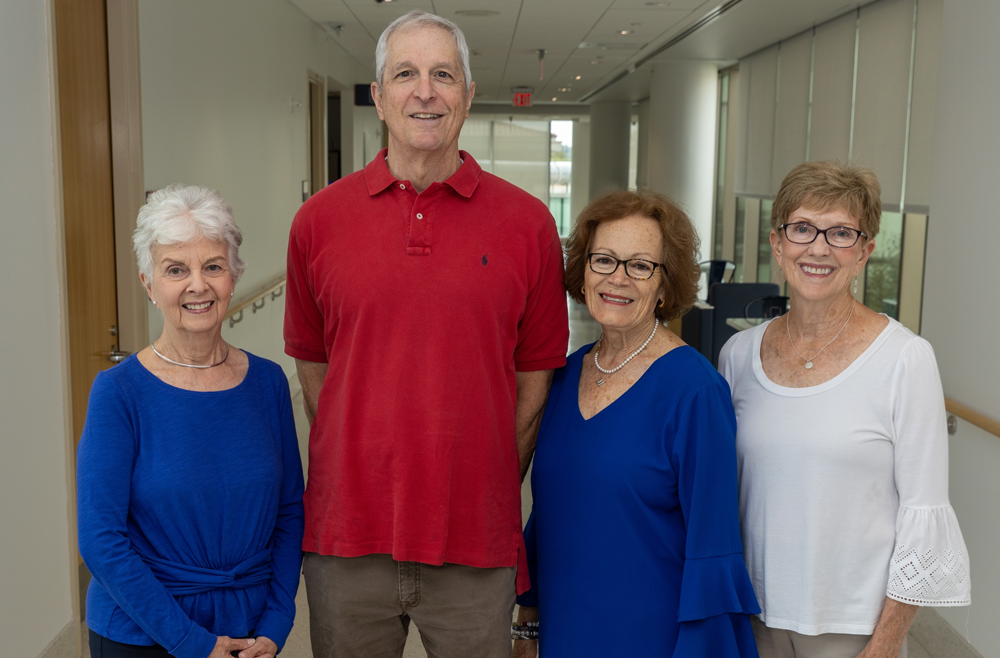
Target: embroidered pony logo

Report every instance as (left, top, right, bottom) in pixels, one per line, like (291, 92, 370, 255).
(482, 254, 488, 266)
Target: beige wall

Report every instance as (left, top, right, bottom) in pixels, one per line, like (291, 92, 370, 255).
(138, 0, 367, 372)
(923, 1, 1000, 653)
(0, 0, 78, 656)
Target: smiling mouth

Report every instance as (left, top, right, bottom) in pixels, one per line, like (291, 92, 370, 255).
(600, 293, 633, 305)
(183, 301, 214, 310)
(800, 265, 834, 275)
(410, 113, 443, 120)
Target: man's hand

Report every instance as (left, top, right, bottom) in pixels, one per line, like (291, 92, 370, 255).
(296, 359, 329, 425)
(238, 636, 279, 658)
(206, 636, 253, 658)
(515, 370, 554, 480)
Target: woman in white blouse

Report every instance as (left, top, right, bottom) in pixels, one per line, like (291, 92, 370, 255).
(720, 161, 970, 658)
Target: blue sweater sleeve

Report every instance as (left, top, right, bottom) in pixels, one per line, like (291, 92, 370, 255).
(669, 376, 760, 658)
(77, 373, 217, 658)
(251, 371, 305, 649)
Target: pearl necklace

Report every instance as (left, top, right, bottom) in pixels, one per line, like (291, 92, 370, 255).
(151, 342, 230, 369)
(785, 300, 855, 369)
(594, 321, 658, 386)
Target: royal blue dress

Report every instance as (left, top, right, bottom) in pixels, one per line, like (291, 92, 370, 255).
(517, 344, 760, 657)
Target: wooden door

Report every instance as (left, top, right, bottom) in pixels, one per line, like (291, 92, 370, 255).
(54, 0, 120, 450)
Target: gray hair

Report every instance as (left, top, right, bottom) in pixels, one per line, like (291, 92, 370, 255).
(375, 10, 472, 93)
(133, 184, 246, 283)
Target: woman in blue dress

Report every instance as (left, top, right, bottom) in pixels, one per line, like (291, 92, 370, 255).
(513, 190, 760, 657)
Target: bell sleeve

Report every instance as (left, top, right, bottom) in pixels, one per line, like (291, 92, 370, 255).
(670, 378, 761, 658)
(886, 338, 971, 606)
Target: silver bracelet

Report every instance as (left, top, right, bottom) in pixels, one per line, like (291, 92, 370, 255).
(511, 621, 539, 641)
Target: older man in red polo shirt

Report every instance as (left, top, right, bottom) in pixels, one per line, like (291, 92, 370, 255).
(284, 10, 568, 658)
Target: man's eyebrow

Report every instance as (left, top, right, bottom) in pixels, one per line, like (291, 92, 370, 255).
(390, 60, 459, 72)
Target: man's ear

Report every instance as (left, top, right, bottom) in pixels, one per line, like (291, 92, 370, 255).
(371, 81, 385, 121)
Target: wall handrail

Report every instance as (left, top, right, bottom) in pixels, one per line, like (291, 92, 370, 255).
(945, 397, 1000, 439)
(226, 273, 286, 328)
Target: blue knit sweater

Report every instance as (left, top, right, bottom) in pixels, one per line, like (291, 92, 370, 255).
(77, 352, 304, 658)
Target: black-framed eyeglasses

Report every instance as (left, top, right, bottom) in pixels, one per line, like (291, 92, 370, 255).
(779, 222, 868, 248)
(587, 253, 664, 280)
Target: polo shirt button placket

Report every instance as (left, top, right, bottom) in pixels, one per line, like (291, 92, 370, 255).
(416, 213, 423, 220)
(399, 183, 406, 190)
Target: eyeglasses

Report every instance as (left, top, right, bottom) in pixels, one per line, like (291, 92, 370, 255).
(587, 253, 663, 280)
(779, 222, 867, 248)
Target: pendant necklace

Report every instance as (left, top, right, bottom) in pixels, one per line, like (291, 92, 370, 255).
(151, 342, 230, 369)
(594, 321, 658, 386)
(785, 301, 854, 370)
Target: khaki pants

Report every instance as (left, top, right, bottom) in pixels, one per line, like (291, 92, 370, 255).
(303, 552, 516, 658)
(752, 618, 908, 658)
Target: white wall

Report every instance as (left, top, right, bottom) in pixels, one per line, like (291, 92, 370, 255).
(922, 1, 1000, 653)
(353, 105, 384, 173)
(646, 61, 719, 260)
(138, 0, 366, 373)
(0, 1, 77, 656)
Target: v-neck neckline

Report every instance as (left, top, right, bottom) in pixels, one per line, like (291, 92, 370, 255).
(576, 343, 692, 421)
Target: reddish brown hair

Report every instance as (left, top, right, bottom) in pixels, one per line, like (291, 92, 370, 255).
(565, 190, 701, 322)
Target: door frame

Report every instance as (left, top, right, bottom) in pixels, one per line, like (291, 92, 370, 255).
(107, 0, 148, 353)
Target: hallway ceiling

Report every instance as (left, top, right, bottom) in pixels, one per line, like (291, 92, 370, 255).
(289, 0, 866, 105)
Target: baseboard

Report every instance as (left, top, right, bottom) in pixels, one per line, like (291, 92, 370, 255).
(37, 621, 78, 658)
(910, 608, 983, 658)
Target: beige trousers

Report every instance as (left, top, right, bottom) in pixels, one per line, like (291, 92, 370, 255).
(303, 552, 516, 658)
(752, 618, 908, 658)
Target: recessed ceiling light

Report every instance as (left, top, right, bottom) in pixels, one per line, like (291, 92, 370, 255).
(645, 1, 670, 6)
(575, 75, 582, 80)
(455, 9, 500, 17)
(590, 60, 600, 64)
(552, 97, 558, 101)
(620, 30, 633, 35)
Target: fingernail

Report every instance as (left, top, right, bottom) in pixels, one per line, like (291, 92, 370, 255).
(248, 638, 255, 645)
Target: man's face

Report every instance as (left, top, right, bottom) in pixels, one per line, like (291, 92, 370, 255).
(372, 25, 475, 158)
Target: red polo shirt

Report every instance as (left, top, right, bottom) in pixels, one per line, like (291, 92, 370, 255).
(284, 150, 568, 593)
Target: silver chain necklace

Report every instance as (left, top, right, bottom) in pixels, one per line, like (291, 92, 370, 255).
(594, 321, 658, 386)
(785, 301, 855, 369)
(151, 342, 230, 369)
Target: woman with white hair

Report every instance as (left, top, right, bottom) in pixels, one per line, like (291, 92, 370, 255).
(77, 185, 305, 658)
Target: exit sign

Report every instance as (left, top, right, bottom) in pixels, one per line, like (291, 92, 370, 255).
(513, 92, 532, 107)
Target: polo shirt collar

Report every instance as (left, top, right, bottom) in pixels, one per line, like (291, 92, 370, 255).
(364, 148, 482, 199)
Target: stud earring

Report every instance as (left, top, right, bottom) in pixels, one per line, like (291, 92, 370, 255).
(657, 299, 664, 308)
(152, 300, 157, 306)
(853, 276, 859, 295)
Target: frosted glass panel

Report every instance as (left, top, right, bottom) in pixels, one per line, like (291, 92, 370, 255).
(772, 32, 812, 193)
(853, 0, 915, 209)
(737, 46, 778, 196)
(810, 12, 856, 163)
(493, 120, 550, 204)
(459, 119, 493, 173)
(905, 0, 942, 210)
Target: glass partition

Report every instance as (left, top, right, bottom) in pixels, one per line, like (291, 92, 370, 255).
(864, 211, 903, 318)
(757, 199, 774, 284)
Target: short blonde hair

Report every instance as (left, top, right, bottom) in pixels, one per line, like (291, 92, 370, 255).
(565, 190, 701, 322)
(772, 161, 882, 239)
